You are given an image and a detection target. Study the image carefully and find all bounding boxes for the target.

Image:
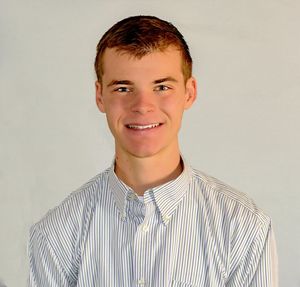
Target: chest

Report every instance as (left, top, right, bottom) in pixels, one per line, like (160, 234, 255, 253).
(76, 202, 227, 286)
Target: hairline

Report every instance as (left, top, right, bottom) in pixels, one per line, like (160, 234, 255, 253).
(98, 45, 191, 84)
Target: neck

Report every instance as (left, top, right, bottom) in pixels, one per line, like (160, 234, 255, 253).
(114, 151, 183, 196)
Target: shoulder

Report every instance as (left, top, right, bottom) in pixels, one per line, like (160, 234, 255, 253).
(189, 167, 271, 229)
(28, 168, 112, 278)
(30, 168, 111, 245)
(188, 167, 273, 275)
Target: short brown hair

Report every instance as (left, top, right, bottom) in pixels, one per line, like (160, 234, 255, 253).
(94, 15, 192, 83)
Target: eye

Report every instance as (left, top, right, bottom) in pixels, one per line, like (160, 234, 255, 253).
(114, 86, 131, 93)
(154, 85, 171, 92)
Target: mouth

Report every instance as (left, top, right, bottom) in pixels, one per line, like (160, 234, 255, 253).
(126, 123, 162, 130)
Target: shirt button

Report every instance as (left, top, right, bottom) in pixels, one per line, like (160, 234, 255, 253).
(121, 213, 126, 221)
(128, 193, 136, 200)
(142, 224, 149, 232)
(137, 279, 145, 285)
(162, 215, 171, 223)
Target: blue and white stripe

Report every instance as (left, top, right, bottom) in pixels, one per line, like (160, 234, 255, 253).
(28, 160, 278, 286)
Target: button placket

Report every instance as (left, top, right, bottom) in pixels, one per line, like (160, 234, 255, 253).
(133, 201, 155, 287)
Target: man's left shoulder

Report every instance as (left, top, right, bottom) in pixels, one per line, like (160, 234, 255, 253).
(188, 167, 271, 227)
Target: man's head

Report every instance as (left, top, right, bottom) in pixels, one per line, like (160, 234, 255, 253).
(94, 15, 192, 83)
(95, 16, 196, 161)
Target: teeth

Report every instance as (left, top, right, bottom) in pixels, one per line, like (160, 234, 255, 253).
(127, 123, 160, 130)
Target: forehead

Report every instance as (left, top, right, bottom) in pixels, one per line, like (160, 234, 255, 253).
(101, 47, 184, 81)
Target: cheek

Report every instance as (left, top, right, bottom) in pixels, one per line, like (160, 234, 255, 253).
(160, 95, 186, 113)
(104, 99, 128, 122)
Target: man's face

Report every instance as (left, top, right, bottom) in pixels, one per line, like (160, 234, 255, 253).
(96, 47, 196, 160)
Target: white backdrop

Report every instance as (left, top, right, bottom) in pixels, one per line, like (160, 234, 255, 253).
(1, 0, 299, 286)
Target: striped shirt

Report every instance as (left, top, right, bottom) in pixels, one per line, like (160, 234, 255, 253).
(28, 160, 278, 286)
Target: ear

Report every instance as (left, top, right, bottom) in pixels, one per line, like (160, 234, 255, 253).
(184, 76, 197, 110)
(95, 81, 106, 113)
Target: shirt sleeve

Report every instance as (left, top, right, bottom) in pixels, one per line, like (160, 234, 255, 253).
(226, 222, 278, 287)
(28, 224, 73, 287)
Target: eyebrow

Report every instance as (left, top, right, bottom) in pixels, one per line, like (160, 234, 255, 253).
(107, 80, 134, 87)
(153, 77, 178, 84)
(106, 77, 178, 87)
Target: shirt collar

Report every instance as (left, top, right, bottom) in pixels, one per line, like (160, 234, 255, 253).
(108, 157, 192, 225)
(108, 162, 130, 220)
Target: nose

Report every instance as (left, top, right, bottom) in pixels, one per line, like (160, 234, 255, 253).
(130, 91, 155, 114)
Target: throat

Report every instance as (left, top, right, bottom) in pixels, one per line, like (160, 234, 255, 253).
(114, 154, 183, 195)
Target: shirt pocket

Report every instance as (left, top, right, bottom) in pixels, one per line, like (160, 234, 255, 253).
(171, 279, 198, 287)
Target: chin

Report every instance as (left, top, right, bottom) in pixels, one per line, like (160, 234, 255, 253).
(124, 144, 164, 159)
(128, 149, 161, 159)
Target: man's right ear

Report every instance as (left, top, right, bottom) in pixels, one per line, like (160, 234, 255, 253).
(95, 81, 106, 113)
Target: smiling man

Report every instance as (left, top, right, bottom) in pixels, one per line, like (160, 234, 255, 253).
(95, 46, 196, 194)
(29, 16, 278, 286)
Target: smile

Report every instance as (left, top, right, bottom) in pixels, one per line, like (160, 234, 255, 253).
(126, 123, 161, 130)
